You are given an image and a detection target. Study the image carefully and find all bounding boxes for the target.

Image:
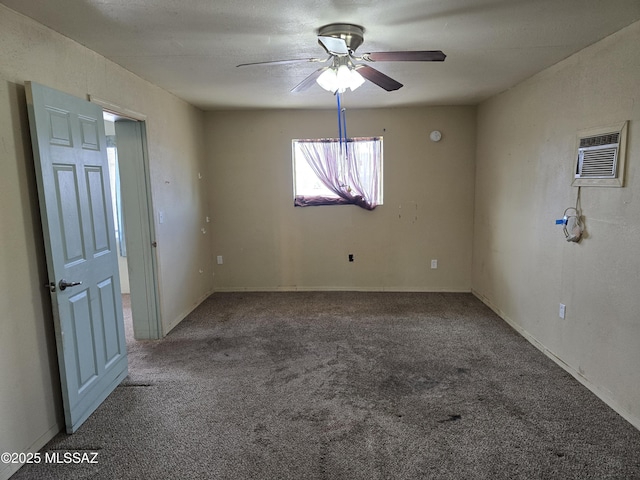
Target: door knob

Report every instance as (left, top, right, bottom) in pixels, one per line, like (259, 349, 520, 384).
(58, 279, 82, 291)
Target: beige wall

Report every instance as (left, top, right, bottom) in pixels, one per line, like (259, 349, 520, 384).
(473, 21, 640, 428)
(206, 106, 476, 291)
(0, 5, 212, 478)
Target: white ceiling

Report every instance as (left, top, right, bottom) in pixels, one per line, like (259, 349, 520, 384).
(3, 0, 640, 110)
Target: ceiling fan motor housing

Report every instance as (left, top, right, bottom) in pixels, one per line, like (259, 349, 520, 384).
(317, 23, 365, 52)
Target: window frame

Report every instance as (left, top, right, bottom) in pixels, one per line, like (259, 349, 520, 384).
(291, 136, 383, 210)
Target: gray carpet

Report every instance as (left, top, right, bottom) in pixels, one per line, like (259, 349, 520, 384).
(12, 292, 640, 479)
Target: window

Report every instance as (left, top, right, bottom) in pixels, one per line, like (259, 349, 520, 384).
(292, 137, 383, 210)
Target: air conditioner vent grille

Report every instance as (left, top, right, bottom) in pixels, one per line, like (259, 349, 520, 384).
(579, 132, 619, 148)
(578, 148, 617, 178)
(573, 121, 627, 187)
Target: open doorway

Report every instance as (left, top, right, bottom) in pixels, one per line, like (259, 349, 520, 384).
(105, 116, 134, 341)
(98, 100, 161, 341)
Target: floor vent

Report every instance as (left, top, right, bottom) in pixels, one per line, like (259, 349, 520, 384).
(573, 121, 628, 187)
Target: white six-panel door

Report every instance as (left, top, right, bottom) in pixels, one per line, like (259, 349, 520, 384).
(26, 82, 128, 433)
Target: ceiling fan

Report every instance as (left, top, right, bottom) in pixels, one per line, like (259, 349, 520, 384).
(237, 23, 446, 93)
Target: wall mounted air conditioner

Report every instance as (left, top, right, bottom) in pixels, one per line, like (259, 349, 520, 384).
(573, 121, 628, 187)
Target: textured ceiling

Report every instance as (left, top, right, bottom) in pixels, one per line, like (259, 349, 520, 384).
(3, 0, 640, 110)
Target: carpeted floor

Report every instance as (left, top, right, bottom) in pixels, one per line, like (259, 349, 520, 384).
(12, 292, 640, 479)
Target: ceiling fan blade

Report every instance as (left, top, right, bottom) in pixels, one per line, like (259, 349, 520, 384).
(318, 36, 349, 55)
(355, 65, 403, 91)
(237, 57, 327, 67)
(291, 67, 330, 93)
(361, 50, 446, 62)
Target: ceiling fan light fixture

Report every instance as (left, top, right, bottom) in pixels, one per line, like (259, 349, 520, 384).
(316, 68, 339, 92)
(316, 65, 365, 93)
(336, 64, 351, 87)
(348, 68, 365, 91)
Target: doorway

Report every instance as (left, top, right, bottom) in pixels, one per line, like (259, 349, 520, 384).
(96, 97, 161, 341)
(104, 116, 133, 340)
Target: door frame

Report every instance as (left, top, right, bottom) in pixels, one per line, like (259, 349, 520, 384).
(90, 95, 162, 340)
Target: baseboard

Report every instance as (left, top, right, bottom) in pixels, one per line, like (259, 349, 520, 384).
(471, 288, 640, 432)
(0, 421, 62, 480)
(212, 286, 472, 293)
(163, 288, 215, 335)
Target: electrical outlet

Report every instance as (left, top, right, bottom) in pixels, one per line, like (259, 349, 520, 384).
(559, 303, 566, 319)
(431, 259, 438, 269)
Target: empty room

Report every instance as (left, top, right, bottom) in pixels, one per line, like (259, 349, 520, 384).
(1, 1, 639, 479)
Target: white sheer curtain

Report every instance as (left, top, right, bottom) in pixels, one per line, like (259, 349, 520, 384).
(295, 137, 382, 210)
